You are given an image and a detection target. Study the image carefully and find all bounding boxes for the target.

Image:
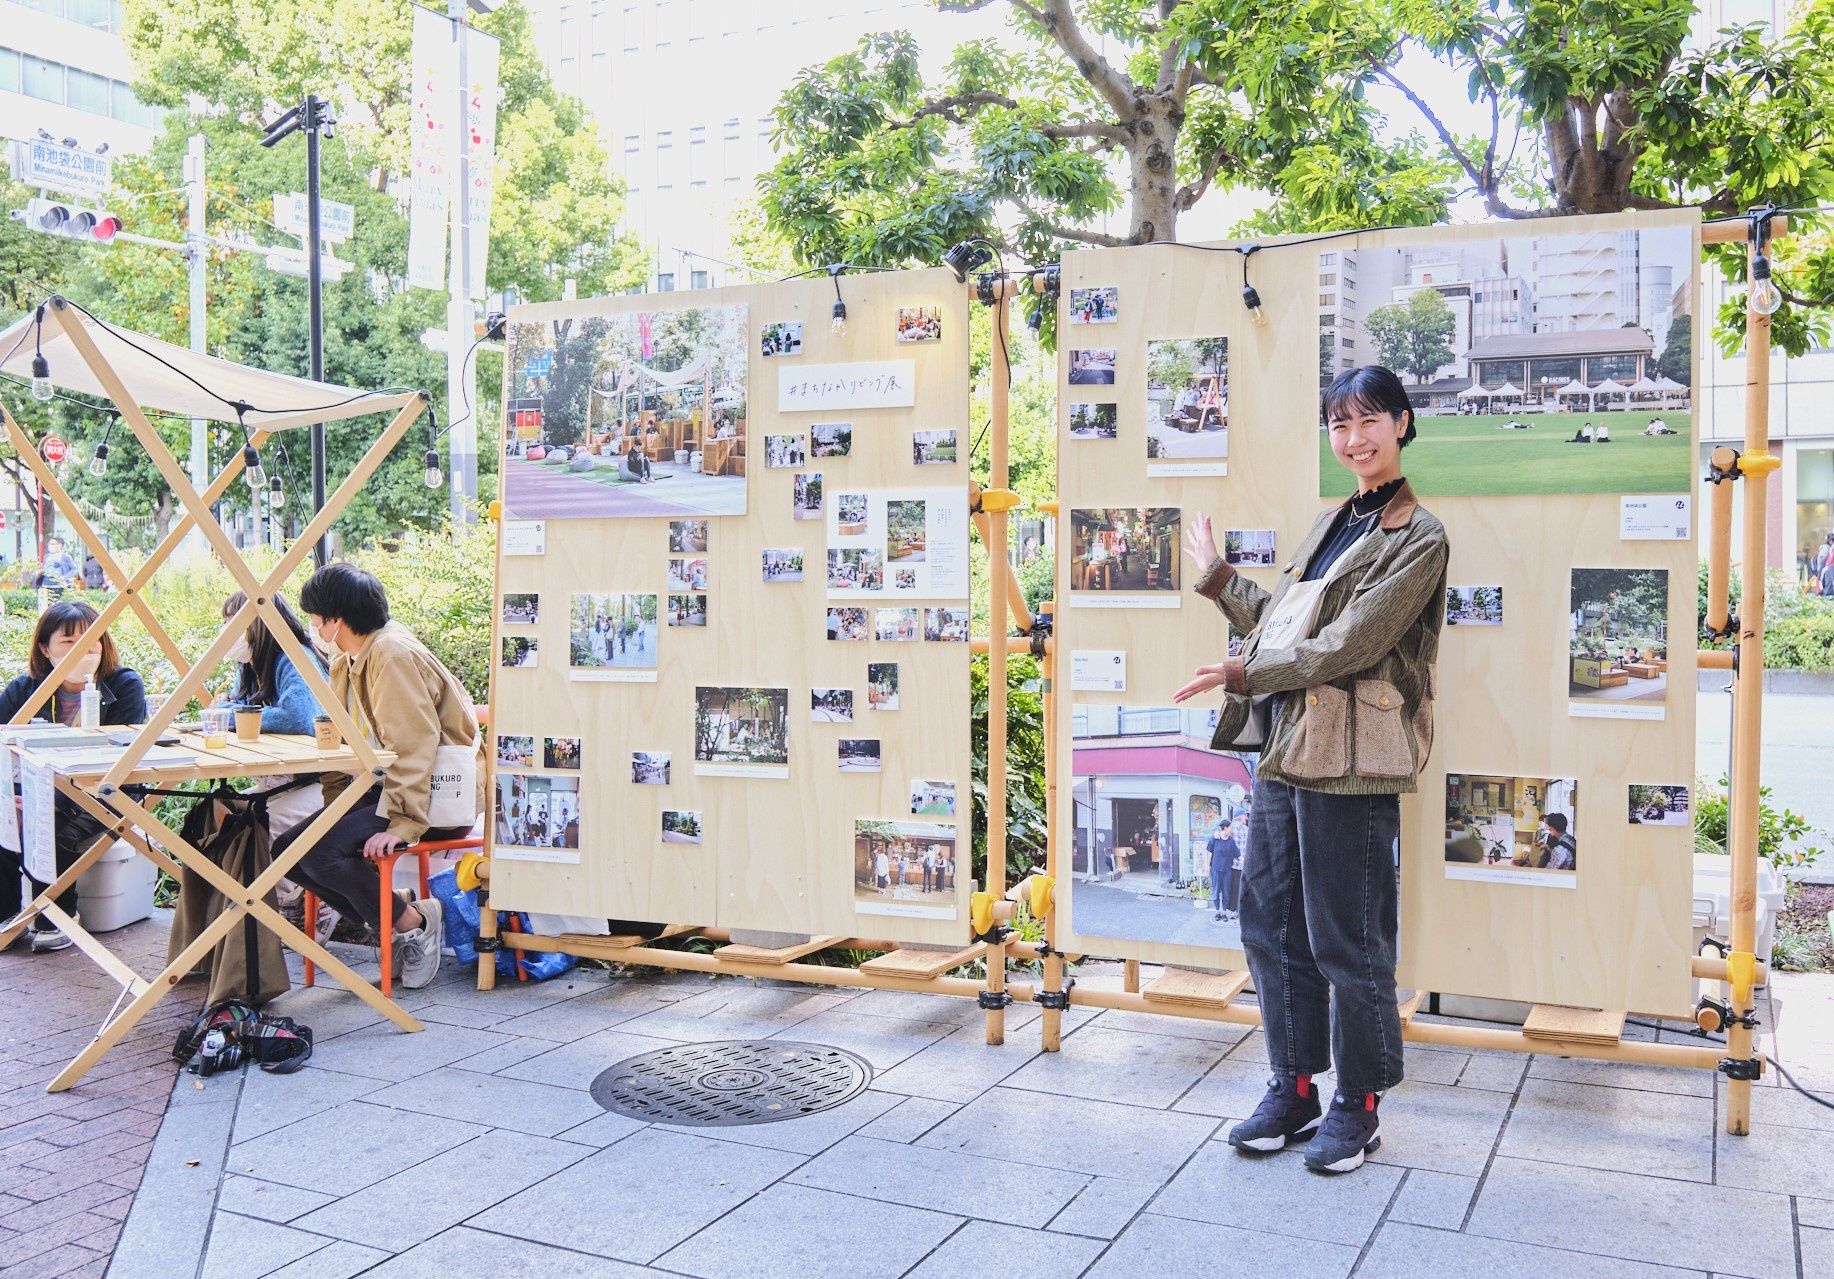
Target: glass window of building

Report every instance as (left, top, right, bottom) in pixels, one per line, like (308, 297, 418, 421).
(653, 0, 672, 46)
(657, 272, 675, 291)
(67, 67, 108, 114)
(691, 269, 708, 289)
(0, 49, 20, 93)
(23, 55, 63, 103)
(1799, 448, 1833, 583)
(68, 0, 111, 28)
(655, 130, 674, 190)
(621, 4, 639, 50)
(22, 0, 63, 16)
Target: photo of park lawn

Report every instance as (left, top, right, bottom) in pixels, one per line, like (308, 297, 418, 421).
(694, 686, 790, 769)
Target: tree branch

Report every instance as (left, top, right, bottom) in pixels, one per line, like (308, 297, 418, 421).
(885, 90, 1023, 129)
(1026, 0, 1138, 118)
(1175, 145, 1234, 210)
(1371, 62, 1487, 196)
(1042, 119, 1128, 143)
(1012, 197, 1129, 247)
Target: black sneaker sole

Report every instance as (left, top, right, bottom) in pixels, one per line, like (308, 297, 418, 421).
(1304, 1132, 1381, 1174)
(1228, 1116, 1321, 1154)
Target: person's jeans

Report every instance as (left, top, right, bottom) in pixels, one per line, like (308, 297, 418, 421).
(1210, 863, 1235, 913)
(1239, 779, 1404, 1095)
(272, 806, 470, 934)
(2, 808, 110, 925)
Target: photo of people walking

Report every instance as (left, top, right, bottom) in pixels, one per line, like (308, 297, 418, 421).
(854, 820, 958, 919)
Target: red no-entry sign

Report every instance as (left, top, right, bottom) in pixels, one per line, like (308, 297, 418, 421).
(42, 437, 68, 464)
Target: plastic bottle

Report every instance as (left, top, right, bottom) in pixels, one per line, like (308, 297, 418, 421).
(79, 676, 101, 729)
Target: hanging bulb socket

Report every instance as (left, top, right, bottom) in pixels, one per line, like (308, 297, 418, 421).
(1748, 254, 1784, 317)
(424, 448, 443, 488)
(30, 353, 53, 402)
(1242, 284, 1267, 326)
(831, 297, 847, 337)
(243, 443, 266, 489)
(89, 441, 109, 478)
(267, 474, 285, 509)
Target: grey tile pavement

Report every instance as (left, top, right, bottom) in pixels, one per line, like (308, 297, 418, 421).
(104, 964, 1834, 1279)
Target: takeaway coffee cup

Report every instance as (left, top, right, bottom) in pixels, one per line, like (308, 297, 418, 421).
(314, 715, 340, 750)
(234, 706, 262, 741)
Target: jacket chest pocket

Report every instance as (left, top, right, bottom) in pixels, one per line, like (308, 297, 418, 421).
(1353, 679, 1413, 777)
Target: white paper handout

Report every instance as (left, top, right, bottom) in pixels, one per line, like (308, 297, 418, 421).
(1620, 495, 1692, 541)
(826, 487, 971, 602)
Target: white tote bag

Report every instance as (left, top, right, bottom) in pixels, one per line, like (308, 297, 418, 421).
(426, 741, 480, 830)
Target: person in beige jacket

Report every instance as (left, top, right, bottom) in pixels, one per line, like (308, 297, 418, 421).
(272, 564, 481, 989)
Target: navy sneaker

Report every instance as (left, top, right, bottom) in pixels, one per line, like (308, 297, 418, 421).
(1303, 1091, 1382, 1173)
(1227, 1075, 1323, 1153)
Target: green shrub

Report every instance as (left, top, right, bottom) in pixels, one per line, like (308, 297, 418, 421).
(1698, 557, 1834, 669)
(1694, 774, 1826, 872)
(1770, 924, 1821, 972)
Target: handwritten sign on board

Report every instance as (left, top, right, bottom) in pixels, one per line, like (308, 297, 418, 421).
(778, 361, 916, 412)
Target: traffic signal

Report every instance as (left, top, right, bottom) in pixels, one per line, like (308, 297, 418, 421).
(18, 198, 120, 243)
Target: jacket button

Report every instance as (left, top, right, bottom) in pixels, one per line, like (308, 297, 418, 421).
(1307, 695, 1318, 706)
(1380, 696, 1391, 707)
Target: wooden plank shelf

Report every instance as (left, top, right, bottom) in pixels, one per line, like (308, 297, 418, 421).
(1141, 967, 1252, 1009)
(1522, 1004, 1625, 1045)
(859, 944, 987, 980)
(713, 935, 843, 965)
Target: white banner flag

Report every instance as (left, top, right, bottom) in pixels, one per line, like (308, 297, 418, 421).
(407, 4, 456, 291)
(462, 25, 500, 300)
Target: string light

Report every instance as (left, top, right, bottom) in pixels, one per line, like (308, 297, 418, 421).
(30, 309, 53, 402)
(1748, 254, 1784, 316)
(829, 265, 848, 337)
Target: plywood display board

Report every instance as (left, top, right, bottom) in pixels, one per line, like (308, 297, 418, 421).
(489, 269, 973, 944)
(1054, 211, 1700, 1016)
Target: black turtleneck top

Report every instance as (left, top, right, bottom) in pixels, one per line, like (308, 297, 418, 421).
(1301, 477, 1404, 583)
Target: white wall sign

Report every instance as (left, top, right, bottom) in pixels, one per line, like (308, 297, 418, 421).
(779, 361, 916, 412)
(502, 520, 546, 555)
(1070, 650, 1127, 692)
(825, 487, 970, 601)
(1620, 495, 1692, 541)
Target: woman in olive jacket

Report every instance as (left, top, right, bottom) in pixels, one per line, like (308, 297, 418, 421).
(1175, 365, 1448, 1174)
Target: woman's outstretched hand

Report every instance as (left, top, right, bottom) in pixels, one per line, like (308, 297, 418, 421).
(1173, 663, 1228, 704)
(1183, 514, 1219, 571)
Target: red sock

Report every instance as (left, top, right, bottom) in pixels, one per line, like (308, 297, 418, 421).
(1295, 1074, 1312, 1098)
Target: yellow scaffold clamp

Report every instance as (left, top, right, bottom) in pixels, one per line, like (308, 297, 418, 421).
(971, 890, 997, 937)
(1727, 949, 1757, 1004)
(1028, 873, 1056, 919)
(455, 852, 488, 892)
(1737, 452, 1781, 480)
(977, 489, 1023, 515)
(486, 500, 503, 522)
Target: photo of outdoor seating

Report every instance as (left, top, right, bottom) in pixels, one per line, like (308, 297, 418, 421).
(1445, 773, 1578, 887)
(886, 499, 926, 562)
(543, 738, 581, 770)
(838, 738, 881, 772)
(896, 306, 942, 343)
(1629, 784, 1690, 827)
(667, 593, 707, 626)
(812, 688, 853, 722)
(1068, 348, 1116, 385)
(762, 549, 804, 582)
(912, 430, 957, 465)
(502, 304, 748, 520)
(631, 751, 670, 784)
(765, 433, 806, 467)
(1071, 703, 1253, 949)
(1070, 403, 1118, 439)
(793, 472, 823, 520)
(910, 780, 957, 817)
(855, 820, 958, 919)
(1570, 567, 1668, 717)
(1318, 227, 1694, 496)
(571, 593, 658, 668)
(669, 519, 709, 553)
(501, 636, 538, 667)
(667, 557, 707, 591)
(1223, 529, 1275, 567)
(1446, 586, 1503, 626)
(827, 607, 868, 640)
(836, 493, 868, 535)
(812, 423, 853, 457)
(501, 593, 540, 625)
(867, 662, 900, 710)
(827, 548, 883, 591)
(1069, 287, 1117, 324)
(662, 810, 702, 843)
(924, 607, 968, 641)
(496, 734, 535, 768)
(1070, 507, 1181, 592)
(694, 686, 790, 767)
(874, 607, 920, 641)
(494, 774, 581, 851)
(1146, 337, 1228, 465)
(761, 321, 802, 357)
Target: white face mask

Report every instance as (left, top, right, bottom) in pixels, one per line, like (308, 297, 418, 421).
(72, 648, 102, 680)
(311, 620, 341, 658)
(226, 636, 254, 665)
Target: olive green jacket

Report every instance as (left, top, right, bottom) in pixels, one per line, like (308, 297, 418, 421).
(1195, 480, 1448, 794)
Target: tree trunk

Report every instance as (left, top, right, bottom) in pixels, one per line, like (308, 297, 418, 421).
(1124, 97, 1183, 243)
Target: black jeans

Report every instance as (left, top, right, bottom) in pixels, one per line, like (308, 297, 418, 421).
(272, 806, 470, 934)
(1240, 779, 1404, 1095)
(2, 808, 109, 925)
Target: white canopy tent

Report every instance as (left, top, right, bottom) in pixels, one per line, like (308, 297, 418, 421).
(1457, 383, 1494, 399)
(1555, 378, 1593, 403)
(1491, 382, 1524, 399)
(1592, 378, 1629, 405)
(0, 304, 419, 429)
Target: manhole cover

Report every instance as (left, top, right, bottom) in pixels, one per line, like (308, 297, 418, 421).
(591, 1040, 873, 1127)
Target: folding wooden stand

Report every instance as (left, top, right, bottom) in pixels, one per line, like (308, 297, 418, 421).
(0, 295, 430, 1091)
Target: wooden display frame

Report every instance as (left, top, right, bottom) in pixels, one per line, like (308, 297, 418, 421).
(0, 296, 430, 1090)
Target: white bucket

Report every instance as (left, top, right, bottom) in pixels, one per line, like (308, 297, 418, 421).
(76, 839, 156, 932)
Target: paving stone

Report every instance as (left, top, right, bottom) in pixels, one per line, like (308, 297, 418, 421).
(1714, 1114, 1834, 1200)
(259, 1239, 393, 1279)
(610, 984, 852, 1042)
(198, 1212, 329, 1279)
(231, 1101, 482, 1197)
(215, 1175, 336, 1224)
(484, 983, 688, 1041)
(1385, 1169, 1479, 1229)
(1082, 1009, 1250, 1043)
(1045, 1174, 1158, 1240)
(869, 1026, 1041, 1103)
(359, 1225, 659, 1277)
(837, 987, 1042, 1030)
(362, 1067, 604, 1137)
(1466, 1157, 1796, 1277)
(446, 1034, 569, 1077)
(1086, 1211, 1359, 1279)
(921, 1088, 1218, 1183)
(856, 1095, 957, 1144)
(695, 1087, 902, 1157)
(655, 1183, 960, 1279)
(904, 1219, 1105, 1279)
(409, 1001, 519, 1031)
(1153, 1141, 1402, 1246)
(764, 1008, 958, 1071)
(293, 1130, 588, 1251)
(1747, 1080, 1834, 1134)
(1498, 1078, 1714, 1183)
(306, 1021, 517, 1079)
(1357, 1221, 1708, 1278)
(1526, 1053, 1717, 1098)
(1456, 1051, 1529, 1093)
(467, 1126, 802, 1262)
(1400, 1046, 1470, 1086)
(109, 1088, 240, 1279)
(1366, 1078, 1514, 1178)
(231, 1069, 392, 1144)
(550, 1109, 649, 1149)
(1174, 1059, 1281, 1120)
(263, 986, 415, 1044)
(790, 1134, 1087, 1227)
(1003, 1025, 1229, 1111)
(492, 1027, 683, 1091)
(1801, 1226, 1834, 1279)
(1797, 1196, 1834, 1231)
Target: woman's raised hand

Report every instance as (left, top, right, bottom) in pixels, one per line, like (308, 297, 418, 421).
(1183, 513, 1218, 570)
(1172, 663, 1228, 704)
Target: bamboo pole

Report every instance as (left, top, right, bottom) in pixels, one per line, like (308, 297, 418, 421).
(1705, 445, 1739, 636)
(1038, 600, 1064, 1051)
(984, 278, 1015, 1047)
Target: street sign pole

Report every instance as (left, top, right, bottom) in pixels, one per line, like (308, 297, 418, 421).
(447, 0, 477, 525)
(305, 93, 328, 568)
(185, 134, 209, 558)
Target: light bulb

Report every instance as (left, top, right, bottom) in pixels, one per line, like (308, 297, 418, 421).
(1748, 256, 1783, 317)
(831, 298, 847, 337)
(1242, 284, 1267, 327)
(424, 448, 443, 488)
(89, 442, 109, 477)
(242, 444, 265, 489)
(30, 353, 53, 402)
(267, 475, 285, 509)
